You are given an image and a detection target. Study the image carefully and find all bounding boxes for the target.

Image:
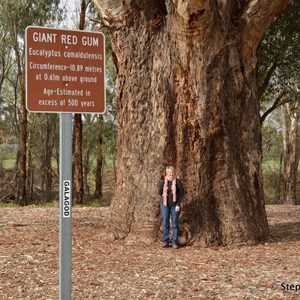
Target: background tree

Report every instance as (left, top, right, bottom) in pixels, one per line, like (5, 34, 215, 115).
(0, 15, 12, 108)
(261, 119, 283, 203)
(281, 100, 299, 204)
(94, 38, 118, 198)
(71, 0, 118, 205)
(82, 114, 95, 195)
(0, 36, 15, 147)
(1, 0, 63, 205)
(73, 0, 113, 204)
(5, 0, 28, 206)
(258, 0, 300, 204)
(92, 0, 290, 246)
(94, 115, 104, 198)
(73, 0, 88, 205)
(29, 114, 59, 202)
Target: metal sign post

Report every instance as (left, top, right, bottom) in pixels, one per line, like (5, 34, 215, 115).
(59, 113, 73, 300)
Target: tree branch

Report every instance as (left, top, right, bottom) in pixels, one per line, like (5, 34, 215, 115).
(258, 61, 278, 98)
(258, 33, 294, 97)
(240, 0, 290, 60)
(260, 90, 293, 124)
(92, 0, 167, 28)
(92, 0, 133, 28)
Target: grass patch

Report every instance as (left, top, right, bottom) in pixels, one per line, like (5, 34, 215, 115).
(0, 202, 18, 208)
(85, 200, 103, 208)
(42, 200, 59, 208)
(2, 159, 15, 170)
(262, 160, 280, 170)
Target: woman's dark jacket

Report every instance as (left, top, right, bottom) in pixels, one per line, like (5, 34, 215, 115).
(158, 178, 184, 206)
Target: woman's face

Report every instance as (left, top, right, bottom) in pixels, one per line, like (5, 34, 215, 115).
(166, 169, 175, 179)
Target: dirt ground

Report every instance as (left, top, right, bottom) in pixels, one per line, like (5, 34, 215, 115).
(1, 205, 300, 300)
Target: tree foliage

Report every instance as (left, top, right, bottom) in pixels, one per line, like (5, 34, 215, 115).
(0, 0, 64, 204)
(258, 0, 300, 121)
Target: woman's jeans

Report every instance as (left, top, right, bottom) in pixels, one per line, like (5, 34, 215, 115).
(160, 204, 180, 245)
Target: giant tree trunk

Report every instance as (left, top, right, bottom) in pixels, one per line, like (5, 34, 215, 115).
(94, 0, 289, 246)
(281, 102, 300, 205)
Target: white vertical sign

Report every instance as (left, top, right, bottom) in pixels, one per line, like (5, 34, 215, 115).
(63, 180, 71, 218)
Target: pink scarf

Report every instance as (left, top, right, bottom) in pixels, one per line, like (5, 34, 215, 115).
(163, 177, 176, 206)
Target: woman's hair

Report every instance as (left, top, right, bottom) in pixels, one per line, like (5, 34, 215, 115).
(166, 166, 175, 173)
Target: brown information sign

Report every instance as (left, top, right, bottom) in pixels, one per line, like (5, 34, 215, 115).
(25, 26, 105, 113)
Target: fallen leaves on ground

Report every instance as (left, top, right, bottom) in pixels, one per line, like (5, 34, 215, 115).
(1, 205, 300, 300)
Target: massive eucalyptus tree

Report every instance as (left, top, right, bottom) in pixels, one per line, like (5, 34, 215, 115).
(93, 0, 290, 246)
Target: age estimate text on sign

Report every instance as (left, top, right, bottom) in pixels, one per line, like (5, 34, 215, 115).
(25, 26, 105, 113)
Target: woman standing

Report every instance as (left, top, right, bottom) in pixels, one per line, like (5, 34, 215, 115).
(158, 166, 184, 248)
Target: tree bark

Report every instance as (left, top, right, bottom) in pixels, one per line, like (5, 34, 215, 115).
(73, 114, 84, 204)
(41, 115, 56, 202)
(94, 115, 104, 198)
(12, 33, 27, 206)
(83, 137, 91, 195)
(17, 102, 27, 206)
(93, 0, 290, 246)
